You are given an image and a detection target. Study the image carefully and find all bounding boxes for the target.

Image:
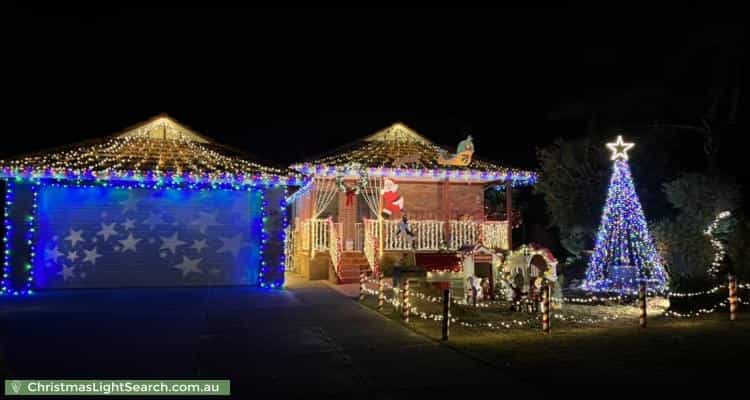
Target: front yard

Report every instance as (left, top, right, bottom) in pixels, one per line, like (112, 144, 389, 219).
(361, 281, 750, 385)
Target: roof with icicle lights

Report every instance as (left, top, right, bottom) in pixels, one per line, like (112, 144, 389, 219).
(1, 114, 302, 188)
(291, 122, 537, 185)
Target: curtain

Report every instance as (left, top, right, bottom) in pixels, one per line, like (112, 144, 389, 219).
(312, 177, 339, 219)
(361, 176, 383, 218)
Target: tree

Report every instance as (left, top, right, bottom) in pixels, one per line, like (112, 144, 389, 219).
(535, 136, 610, 257)
(662, 173, 741, 223)
(651, 173, 742, 290)
(582, 146, 668, 294)
(727, 215, 750, 283)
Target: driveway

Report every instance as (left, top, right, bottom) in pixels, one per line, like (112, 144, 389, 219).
(0, 274, 515, 398)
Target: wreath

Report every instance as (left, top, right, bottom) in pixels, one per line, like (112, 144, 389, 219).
(335, 163, 368, 206)
(335, 163, 368, 194)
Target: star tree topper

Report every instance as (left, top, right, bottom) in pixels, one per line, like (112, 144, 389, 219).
(606, 135, 635, 161)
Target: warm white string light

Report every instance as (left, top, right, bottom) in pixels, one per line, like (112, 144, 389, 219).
(363, 276, 745, 327)
(705, 211, 731, 276)
(289, 123, 537, 186)
(1, 116, 303, 186)
(364, 279, 649, 329)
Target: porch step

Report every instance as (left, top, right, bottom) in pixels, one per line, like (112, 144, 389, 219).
(339, 253, 370, 267)
(340, 252, 368, 261)
(337, 253, 371, 284)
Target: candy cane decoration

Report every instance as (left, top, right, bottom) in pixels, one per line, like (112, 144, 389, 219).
(729, 274, 738, 321)
(542, 285, 551, 334)
(402, 279, 410, 323)
(377, 273, 384, 311)
(359, 271, 365, 302)
(639, 281, 647, 328)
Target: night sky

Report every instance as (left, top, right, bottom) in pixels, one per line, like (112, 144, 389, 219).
(4, 7, 746, 185)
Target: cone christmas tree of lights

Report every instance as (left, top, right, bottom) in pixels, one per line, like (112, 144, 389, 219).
(582, 136, 668, 294)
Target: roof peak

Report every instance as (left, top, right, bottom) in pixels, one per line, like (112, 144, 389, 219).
(115, 114, 212, 144)
(363, 122, 433, 145)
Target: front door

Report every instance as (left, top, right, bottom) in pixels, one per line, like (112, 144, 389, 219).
(338, 191, 356, 251)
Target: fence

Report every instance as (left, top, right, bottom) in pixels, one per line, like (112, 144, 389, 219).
(363, 218, 509, 251)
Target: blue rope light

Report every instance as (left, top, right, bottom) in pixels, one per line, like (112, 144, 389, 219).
(257, 189, 269, 288)
(2, 177, 293, 296)
(1, 179, 14, 295)
(1, 168, 301, 188)
(278, 188, 289, 288)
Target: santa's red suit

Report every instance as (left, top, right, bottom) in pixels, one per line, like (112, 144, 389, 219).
(381, 178, 404, 218)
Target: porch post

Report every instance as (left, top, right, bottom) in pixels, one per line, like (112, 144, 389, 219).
(443, 178, 450, 246)
(378, 192, 384, 257)
(309, 180, 316, 219)
(505, 179, 512, 250)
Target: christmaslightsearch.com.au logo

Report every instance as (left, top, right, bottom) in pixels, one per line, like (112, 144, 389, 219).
(4, 380, 230, 396)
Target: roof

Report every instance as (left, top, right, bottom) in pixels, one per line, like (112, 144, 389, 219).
(291, 122, 537, 185)
(1, 114, 302, 186)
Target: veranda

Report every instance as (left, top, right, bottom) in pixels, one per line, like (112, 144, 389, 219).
(286, 123, 536, 283)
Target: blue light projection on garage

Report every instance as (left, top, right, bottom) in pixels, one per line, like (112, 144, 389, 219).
(33, 185, 262, 289)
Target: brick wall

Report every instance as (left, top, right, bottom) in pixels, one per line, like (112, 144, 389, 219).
(292, 179, 487, 223)
(396, 181, 484, 220)
(447, 182, 485, 219)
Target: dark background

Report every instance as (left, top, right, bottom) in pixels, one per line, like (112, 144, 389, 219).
(2, 6, 745, 184)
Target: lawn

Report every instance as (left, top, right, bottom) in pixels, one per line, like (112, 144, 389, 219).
(361, 282, 750, 386)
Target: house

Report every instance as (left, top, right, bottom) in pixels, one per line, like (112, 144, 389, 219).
(0, 115, 300, 295)
(286, 122, 537, 283)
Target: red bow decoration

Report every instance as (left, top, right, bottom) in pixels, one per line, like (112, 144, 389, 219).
(345, 188, 356, 207)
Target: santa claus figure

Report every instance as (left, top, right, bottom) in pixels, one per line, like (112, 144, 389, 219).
(381, 178, 404, 219)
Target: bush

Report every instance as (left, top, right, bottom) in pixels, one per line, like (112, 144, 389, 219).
(379, 253, 399, 277)
(727, 214, 750, 283)
(652, 216, 713, 291)
(652, 173, 743, 291)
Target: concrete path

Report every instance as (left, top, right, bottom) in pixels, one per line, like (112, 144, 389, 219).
(0, 275, 514, 398)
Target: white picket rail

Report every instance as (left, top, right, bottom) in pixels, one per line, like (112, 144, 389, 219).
(481, 221, 509, 250)
(328, 218, 342, 278)
(449, 220, 478, 249)
(364, 219, 378, 272)
(309, 218, 330, 258)
(311, 218, 329, 251)
(448, 220, 509, 250)
(361, 218, 509, 252)
(382, 220, 445, 250)
(353, 222, 364, 251)
(299, 220, 311, 251)
(301, 218, 508, 263)
(284, 227, 294, 272)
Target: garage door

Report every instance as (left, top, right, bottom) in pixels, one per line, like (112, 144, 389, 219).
(33, 185, 262, 289)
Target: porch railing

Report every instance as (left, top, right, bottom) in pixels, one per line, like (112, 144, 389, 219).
(480, 221, 509, 250)
(382, 219, 445, 251)
(299, 219, 311, 251)
(364, 219, 378, 273)
(310, 218, 330, 255)
(353, 222, 364, 251)
(284, 226, 294, 272)
(362, 218, 509, 252)
(327, 218, 342, 279)
(298, 218, 508, 266)
(449, 220, 509, 249)
(448, 220, 478, 249)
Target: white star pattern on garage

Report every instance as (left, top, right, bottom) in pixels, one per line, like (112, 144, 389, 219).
(34, 186, 262, 288)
